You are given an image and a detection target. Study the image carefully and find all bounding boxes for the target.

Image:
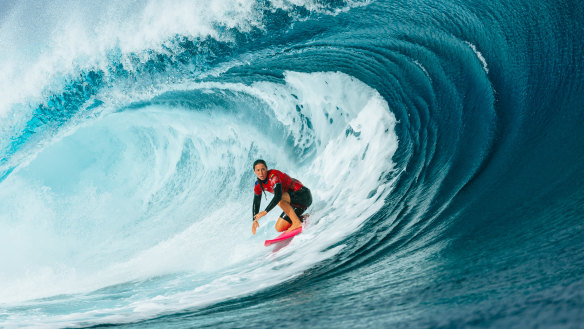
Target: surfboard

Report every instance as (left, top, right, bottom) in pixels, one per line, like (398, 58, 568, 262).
(264, 227, 303, 247)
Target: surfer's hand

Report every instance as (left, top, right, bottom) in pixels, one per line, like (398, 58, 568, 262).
(253, 211, 267, 221)
(252, 220, 259, 235)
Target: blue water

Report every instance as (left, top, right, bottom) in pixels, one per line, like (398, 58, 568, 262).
(1, 0, 583, 328)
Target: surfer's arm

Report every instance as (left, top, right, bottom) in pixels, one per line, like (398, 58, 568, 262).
(253, 176, 281, 223)
(252, 194, 261, 220)
(252, 194, 262, 235)
(264, 183, 282, 213)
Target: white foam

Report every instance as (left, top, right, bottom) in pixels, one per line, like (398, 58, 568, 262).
(0, 0, 372, 121)
(465, 41, 489, 74)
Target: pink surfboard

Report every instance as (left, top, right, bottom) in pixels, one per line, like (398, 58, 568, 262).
(264, 227, 303, 247)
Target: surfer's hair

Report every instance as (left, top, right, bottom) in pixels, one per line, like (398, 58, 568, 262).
(253, 159, 267, 169)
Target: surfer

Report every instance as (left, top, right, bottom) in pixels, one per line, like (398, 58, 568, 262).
(251, 159, 312, 235)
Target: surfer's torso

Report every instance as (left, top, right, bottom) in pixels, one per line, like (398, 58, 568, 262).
(254, 169, 303, 195)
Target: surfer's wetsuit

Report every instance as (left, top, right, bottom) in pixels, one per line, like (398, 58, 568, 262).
(253, 169, 312, 223)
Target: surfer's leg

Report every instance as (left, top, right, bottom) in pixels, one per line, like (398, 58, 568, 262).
(277, 192, 303, 232)
(275, 217, 291, 232)
(275, 207, 308, 232)
(275, 192, 296, 232)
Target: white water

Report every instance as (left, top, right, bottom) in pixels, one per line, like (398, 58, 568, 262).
(0, 0, 369, 119)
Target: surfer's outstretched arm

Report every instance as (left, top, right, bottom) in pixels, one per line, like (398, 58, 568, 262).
(253, 183, 282, 220)
(264, 183, 282, 213)
(252, 184, 286, 234)
(252, 194, 261, 219)
(252, 194, 261, 235)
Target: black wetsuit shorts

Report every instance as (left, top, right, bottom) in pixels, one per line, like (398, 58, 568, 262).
(280, 186, 312, 224)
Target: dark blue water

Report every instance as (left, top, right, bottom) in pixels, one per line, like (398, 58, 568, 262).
(1, 0, 583, 328)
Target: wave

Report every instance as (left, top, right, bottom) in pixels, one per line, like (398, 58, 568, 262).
(1, 0, 583, 328)
(0, 69, 397, 326)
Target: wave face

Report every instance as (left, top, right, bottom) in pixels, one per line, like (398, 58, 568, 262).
(1, 0, 583, 327)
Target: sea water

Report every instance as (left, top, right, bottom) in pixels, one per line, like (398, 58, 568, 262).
(1, 0, 583, 327)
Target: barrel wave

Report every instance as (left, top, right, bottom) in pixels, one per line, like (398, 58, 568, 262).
(1, 0, 583, 328)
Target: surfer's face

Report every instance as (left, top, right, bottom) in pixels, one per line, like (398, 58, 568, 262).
(254, 163, 268, 181)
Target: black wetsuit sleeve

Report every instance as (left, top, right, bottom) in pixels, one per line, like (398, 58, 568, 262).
(264, 183, 282, 213)
(253, 194, 261, 220)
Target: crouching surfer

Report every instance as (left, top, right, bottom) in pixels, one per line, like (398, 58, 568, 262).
(251, 159, 312, 235)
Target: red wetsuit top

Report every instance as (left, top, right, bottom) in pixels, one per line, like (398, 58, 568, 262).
(254, 169, 303, 195)
(252, 169, 304, 218)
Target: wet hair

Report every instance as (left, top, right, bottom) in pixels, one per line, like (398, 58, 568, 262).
(253, 159, 269, 198)
(253, 159, 267, 170)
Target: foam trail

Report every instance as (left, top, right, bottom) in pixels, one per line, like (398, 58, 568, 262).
(465, 41, 489, 74)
